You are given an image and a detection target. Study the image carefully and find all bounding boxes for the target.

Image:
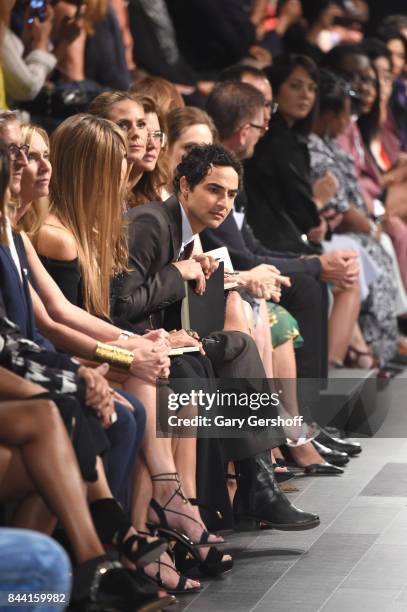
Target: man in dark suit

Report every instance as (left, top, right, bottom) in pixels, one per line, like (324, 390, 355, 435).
(114, 144, 320, 531)
(203, 79, 359, 384)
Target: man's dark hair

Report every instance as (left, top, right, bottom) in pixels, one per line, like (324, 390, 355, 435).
(219, 64, 267, 83)
(206, 81, 265, 141)
(173, 144, 243, 194)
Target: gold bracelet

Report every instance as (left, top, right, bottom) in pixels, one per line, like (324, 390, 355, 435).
(94, 342, 134, 371)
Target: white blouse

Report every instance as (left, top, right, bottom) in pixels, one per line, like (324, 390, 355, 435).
(0, 28, 57, 103)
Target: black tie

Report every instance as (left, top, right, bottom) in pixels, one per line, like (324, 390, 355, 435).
(178, 239, 195, 261)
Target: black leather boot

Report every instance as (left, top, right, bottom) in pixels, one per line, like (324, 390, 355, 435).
(232, 457, 258, 531)
(234, 453, 320, 531)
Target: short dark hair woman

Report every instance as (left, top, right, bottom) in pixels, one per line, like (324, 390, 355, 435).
(245, 54, 323, 254)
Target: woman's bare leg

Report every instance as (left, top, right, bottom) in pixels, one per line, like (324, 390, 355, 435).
(328, 283, 360, 365)
(0, 400, 104, 563)
(254, 300, 273, 377)
(121, 379, 220, 545)
(223, 291, 252, 334)
(131, 455, 152, 529)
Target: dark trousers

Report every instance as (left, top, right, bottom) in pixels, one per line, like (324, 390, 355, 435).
(105, 393, 146, 512)
(280, 273, 328, 417)
(206, 331, 285, 460)
(280, 272, 328, 380)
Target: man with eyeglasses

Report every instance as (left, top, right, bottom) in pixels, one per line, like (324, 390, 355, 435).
(203, 79, 362, 459)
(219, 65, 278, 129)
(0, 111, 28, 198)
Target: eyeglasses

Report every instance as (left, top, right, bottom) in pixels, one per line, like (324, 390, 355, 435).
(148, 130, 167, 147)
(249, 122, 268, 135)
(8, 144, 29, 162)
(264, 101, 279, 114)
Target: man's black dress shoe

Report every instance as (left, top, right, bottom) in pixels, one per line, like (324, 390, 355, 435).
(316, 427, 362, 456)
(312, 440, 349, 466)
(233, 454, 320, 531)
(303, 463, 344, 475)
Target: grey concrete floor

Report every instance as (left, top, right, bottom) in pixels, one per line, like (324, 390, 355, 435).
(172, 378, 407, 612)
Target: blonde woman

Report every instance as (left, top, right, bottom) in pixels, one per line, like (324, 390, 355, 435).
(18, 115, 231, 589)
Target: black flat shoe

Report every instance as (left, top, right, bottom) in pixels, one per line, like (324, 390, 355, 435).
(273, 458, 296, 483)
(275, 469, 296, 483)
(304, 463, 344, 475)
(312, 440, 350, 466)
(233, 454, 320, 532)
(316, 427, 362, 456)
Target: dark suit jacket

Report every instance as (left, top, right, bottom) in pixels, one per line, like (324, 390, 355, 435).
(201, 192, 321, 278)
(112, 195, 186, 330)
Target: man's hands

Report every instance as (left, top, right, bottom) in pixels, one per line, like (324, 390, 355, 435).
(238, 264, 291, 302)
(318, 249, 359, 287)
(169, 329, 204, 353)
(172, 255, 219, 294)
(192, 254, 219, 277)
(77, 363, 115, 428)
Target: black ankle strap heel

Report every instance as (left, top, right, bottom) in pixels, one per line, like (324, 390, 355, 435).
(89, 498, 168, 567)
(147, 473, 218, 550)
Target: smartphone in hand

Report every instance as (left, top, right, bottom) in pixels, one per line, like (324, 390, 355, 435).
(27, 0, 48, 24)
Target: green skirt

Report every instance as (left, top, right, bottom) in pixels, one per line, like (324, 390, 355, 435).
(267, 302, 303, 349)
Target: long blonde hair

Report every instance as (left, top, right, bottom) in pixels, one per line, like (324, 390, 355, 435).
(18, 125, 50, 239)
(49, 114, 128, 318)
(0, 142, 10, 245)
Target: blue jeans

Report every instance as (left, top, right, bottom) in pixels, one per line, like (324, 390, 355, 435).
(106, 393, 146, 511)
(0, 529, 71, 611)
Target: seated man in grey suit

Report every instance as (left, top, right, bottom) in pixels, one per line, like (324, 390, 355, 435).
(112, 143, 320, 532)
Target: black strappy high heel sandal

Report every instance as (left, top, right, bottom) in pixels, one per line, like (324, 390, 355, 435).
(89, 498, 168, 567)
(146, 473, 222, 550)
(138, 554, 202, 596)
(173, 542, 234, 578)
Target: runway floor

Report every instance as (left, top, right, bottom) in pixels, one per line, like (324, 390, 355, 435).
(173, 375, 407, 612)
